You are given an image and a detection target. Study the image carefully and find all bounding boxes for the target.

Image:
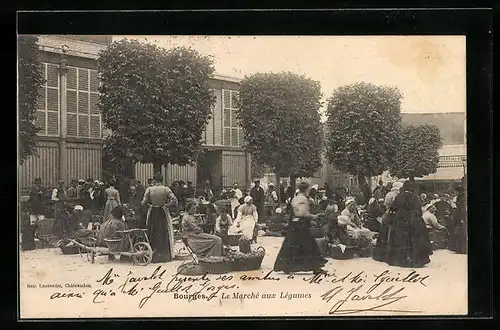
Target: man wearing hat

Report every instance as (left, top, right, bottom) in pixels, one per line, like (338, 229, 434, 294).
(76, 179, 85, 200)
(28, 178, 46, 226)
(265, 183, 279, 212)
(250, 180, 265, 223)
(51, 180, 68, 237)
(230, 182, 243, 218)
(66, 179, 79, 202)
(186, 181, 195, 200)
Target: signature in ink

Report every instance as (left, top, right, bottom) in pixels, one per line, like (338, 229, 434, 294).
(320, 285, 421, 315)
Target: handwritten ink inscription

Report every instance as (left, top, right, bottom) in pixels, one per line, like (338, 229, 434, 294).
(41, 265, 430, 315)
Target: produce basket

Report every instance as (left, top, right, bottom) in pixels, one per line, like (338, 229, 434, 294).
(56, 239, 81, 255)
(60, 245, 80, 255)
(232, 247, 266, 271)
(328, 244, 356, 260)
(198, 256, 233, 274)
(222, 234, 241, 246)
(104, 238, 123, 253)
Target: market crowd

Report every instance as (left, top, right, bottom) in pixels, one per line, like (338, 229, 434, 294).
(22, 173, 467, 270)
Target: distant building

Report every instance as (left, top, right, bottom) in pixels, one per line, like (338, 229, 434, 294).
(373, 112, 466, 187)
(321, 112, 466, 192)
(400, 112, 466, 182)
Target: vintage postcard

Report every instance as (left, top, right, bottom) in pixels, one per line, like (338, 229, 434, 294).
(18, 35, 467, 318)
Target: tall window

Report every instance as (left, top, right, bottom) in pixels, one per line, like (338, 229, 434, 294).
(35, 63, 60, 136)
(66, 66, 101, 138)
(222, 89, 243, 147)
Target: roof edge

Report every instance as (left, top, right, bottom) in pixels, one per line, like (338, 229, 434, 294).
(212, 73, 241, 83)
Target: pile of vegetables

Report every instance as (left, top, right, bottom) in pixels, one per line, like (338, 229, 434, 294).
(201, 248, 265, 263)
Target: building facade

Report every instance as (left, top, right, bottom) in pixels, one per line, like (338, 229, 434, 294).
(19, 35, 110, 194)
(19, 35, 250, 195)
(134, 75, 251, 194)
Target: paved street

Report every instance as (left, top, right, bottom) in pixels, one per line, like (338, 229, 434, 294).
(20, 236, 467, 318)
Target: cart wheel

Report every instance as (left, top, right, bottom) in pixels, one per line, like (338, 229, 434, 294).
(132, 242, 153, 266)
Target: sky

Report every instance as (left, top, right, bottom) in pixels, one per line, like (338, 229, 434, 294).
(114, 35, 466, 116)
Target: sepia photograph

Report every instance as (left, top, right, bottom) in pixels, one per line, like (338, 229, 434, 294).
(18, 34, 468, 318)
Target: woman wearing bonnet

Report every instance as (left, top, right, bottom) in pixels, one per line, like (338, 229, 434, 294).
(228, 196, 258, 240)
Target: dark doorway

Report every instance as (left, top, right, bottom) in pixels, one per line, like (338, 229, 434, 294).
(196, 150, 223, 197)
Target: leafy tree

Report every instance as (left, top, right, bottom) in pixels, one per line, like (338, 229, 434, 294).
(389, 124, 442, 181)
(325, 82, 402, 202)
(250, 158, 266, 180)
(237, 72, 323, 201)
(18, 35, 44, 165)
(98, 39, 216, 176)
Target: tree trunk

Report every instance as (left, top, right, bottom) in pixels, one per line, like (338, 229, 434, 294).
(153, 160, 163, 182)
(275, 171, 281, 204)
(290, 175, 297, 198)
(358, 174, 372, 204)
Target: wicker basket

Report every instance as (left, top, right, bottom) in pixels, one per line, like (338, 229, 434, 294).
(222, 234, 241, 246)
(60, 245, 80, 255)
(104, 238, 123, 253)
(198, 258, 233, 274)
(232, 247, 266, 271)
(328, 244, 356, 260)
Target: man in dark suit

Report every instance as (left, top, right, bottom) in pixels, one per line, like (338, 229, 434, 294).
(250, 180, 265, 223)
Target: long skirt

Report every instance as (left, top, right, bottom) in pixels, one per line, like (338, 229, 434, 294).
(103, 199, 119, 223)
(384, 212, 432, 268)
(448, 223, 467, 254)
(146, 206, 175, 263)
(372, 212, 394, 262)
(273, 217, 327, 273)
(186, 233, 222, 257)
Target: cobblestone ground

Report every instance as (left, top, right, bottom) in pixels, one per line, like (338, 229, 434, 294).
(19, 236, 467, 318)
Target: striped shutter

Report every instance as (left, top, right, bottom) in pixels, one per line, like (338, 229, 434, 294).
(222, 89, 231, 146)
(213, 89, 223, 145)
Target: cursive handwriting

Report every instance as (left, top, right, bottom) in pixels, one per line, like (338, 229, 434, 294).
(320, 284, 420, 315)
(96, 268, 119, 286)
(50, 291, 83, 299)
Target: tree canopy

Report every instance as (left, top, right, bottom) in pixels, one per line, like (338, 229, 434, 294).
(237, 72, 323, 189)
(389, 124, 442, 180)
(325, 82, 402, 199)
(18, 35, 44, 165)
(98, 39, 216, 174)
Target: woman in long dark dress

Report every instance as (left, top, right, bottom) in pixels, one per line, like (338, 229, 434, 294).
(274, 182, 327, 274)
(448, 179, 467, 254)
(141, 172, 178, 263)
(383, 181, 432, 268)
(372, 182, 403, 262)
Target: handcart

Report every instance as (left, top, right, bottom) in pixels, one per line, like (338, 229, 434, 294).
(69, 228, 153, 266)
